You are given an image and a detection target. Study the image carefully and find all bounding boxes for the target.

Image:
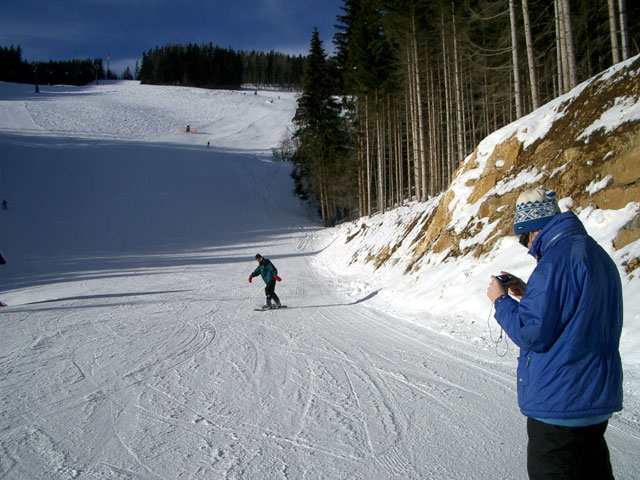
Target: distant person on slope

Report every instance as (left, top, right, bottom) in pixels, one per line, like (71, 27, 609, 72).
(0, 250, 7, 307)
(486, 187, 623, 480)
(248, 254, 282, 309)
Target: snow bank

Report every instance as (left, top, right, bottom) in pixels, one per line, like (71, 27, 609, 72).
(316, 57, 640, 368)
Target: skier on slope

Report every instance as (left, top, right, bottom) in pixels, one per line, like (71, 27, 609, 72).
(248, 253, 282, 309)
(0, 250, 6, 307)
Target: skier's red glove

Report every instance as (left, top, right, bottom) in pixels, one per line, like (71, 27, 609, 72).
(274, 275, 282, 282)
(248, 275, 253, 283)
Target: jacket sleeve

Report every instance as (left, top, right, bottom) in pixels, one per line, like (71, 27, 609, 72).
(251, 266, 261, 278)
(495, 260, 573, 352)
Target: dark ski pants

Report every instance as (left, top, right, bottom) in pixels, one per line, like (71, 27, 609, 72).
(264, 280, 280, 305)
(527, 417, 614, 480)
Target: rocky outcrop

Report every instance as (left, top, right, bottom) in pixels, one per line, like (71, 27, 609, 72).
(404, 56, 640, 273)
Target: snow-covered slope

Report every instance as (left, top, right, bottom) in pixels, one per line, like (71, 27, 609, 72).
(0, 80, 639, 479)
(0, 81, 295, 151)
(316, 56, 640, 367)
(0, 81, 306, 299)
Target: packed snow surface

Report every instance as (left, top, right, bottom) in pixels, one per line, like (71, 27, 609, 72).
(1, 80, 639, 479)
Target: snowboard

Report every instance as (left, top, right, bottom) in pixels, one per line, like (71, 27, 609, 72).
(255, 305, 288, 311)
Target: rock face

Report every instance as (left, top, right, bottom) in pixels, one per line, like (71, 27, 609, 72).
(405, 56, 640, 274)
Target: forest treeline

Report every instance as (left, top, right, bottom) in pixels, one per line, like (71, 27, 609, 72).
(290, 0, 640, 226)
(138, 44, 305, 89)
(1, 43, 304, 90)
(0, 45, 109, 86)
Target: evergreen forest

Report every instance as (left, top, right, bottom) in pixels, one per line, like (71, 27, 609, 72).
(138, 45, 305, 90)
(0, 45, 108, 86)
(1, 44, 304, 90)
(290, 0, 640, 226)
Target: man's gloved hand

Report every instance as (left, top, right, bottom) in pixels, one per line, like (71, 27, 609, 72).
(498, 270, 527, 299)
(248, 275, 253, 283)
(274, 275, 281, 282)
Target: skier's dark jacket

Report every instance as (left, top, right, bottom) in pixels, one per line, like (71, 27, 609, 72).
(252, 258, 278, 284)
(494, 211, 623, 419)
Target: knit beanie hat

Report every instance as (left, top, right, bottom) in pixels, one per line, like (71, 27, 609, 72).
(513, 187, 561, 235)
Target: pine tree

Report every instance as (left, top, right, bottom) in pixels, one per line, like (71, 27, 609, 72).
(121, 66, 133, 80)
(293, 28, 353, 226)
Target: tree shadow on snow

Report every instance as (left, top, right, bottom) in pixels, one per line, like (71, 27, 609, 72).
(26, 289, 190, 305)
(2, 289, 191, 313)
(283, 290, 380, 310)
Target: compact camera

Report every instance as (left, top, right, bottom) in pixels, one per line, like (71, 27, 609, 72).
(496, 274, 516, 285)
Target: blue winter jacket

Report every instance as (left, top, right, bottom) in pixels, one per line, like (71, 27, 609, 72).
(494, 211, 623, 419)
(252, 258, 278, 284)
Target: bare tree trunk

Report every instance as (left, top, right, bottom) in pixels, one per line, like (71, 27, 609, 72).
(325, 182, 332, 226)
(436, 62, 445, 193)
(452, 1, 465, 166)
(412, 20, 428, 202)
(619, 0, 630, 60)
(386, 98, 394, 209)
(358, 130, 365, 216)
(376, 91, 385, 213)
(441, 9, 453, 184)
(394, 103, 403, 205)
(407, 39, 421, 201)
(426, 58, 437, 196)
(435, 57, 445, 192)
(483, 70, 490, 144)
(608, 0, 621, 64)
(555, 0, 568, 93)
(461, 63, 469, 157)
(404, 95, 413, 202)
(385, 100, 391, 209)
(492, 96, 498, 133)
(560, 0, 577, 89)
(365, 97, 372, 216)
(522, 0, 539, 110)
(464, 68, 474, 152)
(392, 104, 398, 205)
(319, 166, 328, 226)
(509, 0, 523, 118)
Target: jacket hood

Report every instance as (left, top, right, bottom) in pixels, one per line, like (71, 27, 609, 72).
(529, 211, 586, 259)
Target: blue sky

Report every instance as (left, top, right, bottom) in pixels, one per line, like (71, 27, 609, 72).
(1, 0, 344, 75)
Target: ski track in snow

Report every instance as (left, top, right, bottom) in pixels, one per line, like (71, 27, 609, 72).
(0, 81, 639, 479)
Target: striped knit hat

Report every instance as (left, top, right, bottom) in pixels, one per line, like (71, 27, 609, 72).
(513, 187, 561, 235)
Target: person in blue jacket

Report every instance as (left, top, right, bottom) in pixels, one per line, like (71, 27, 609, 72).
(487, 187, 623, 480)
(249, 253, 282, 309)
